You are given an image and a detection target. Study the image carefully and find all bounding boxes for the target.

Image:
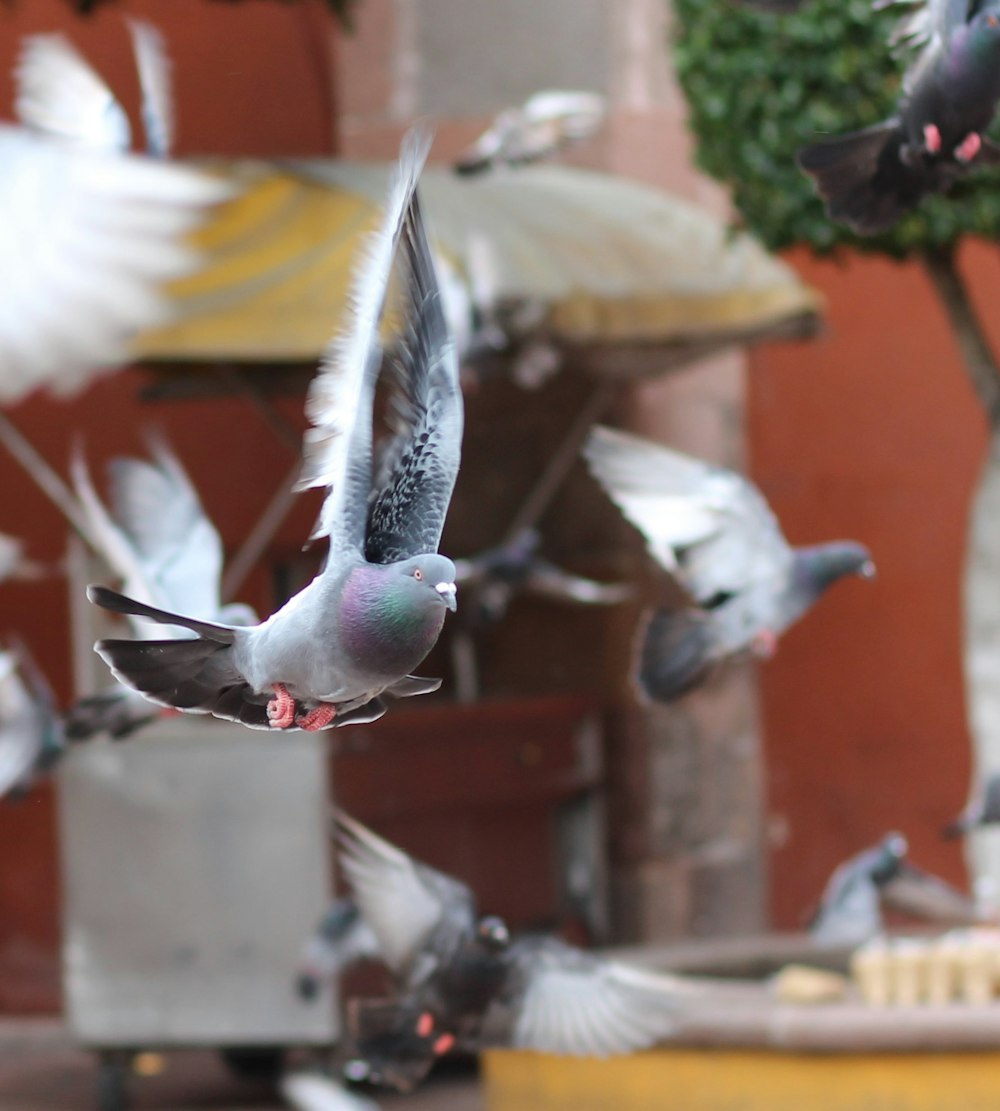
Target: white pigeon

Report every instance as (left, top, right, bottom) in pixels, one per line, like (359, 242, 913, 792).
(63, 433, 256, 741)
(584, 426, 875, 701)
(0, 26, 232, 401)
(454, 90, 606, 175)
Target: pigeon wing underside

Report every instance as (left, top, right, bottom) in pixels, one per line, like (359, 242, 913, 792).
(478, 936, 679, 1056)
(336, 813, 476, 979)
(365, 190, 462, 565)
(297, 130, 432, 556)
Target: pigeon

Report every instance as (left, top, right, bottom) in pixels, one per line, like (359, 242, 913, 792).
(583, 426, 875, 702)
(454, 90, 606, 175)
(0, 639, 65, 799)
(89, 130, 462, 733)
(453, 528, 631, 626)
(944, 772, 1000, 836)
(797, 0, 1000, 234)
(296, 897, 382, 1001)
(335, 813, 682, 1092)
(1, 28, 232, 401)
(63, 434, 257, 741)
(809, 833, 908, 946)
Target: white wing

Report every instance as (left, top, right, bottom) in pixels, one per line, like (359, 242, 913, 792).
(14, 33, 131, 152)
(491, 939, 681, 1057)
(336, 813, 475, 977)
(0, 125, 233, 403)
(0, 653, 43, 797)
(584, 426, 793, 604)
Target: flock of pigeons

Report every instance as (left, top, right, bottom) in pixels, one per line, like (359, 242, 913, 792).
(2, 1, 1000, 1102)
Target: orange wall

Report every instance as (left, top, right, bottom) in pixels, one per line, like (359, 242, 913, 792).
(0, 0, 337, 1011)
(749, 242, 999, 928)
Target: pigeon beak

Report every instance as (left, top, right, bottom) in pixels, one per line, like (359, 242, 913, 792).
(859, 560, 877, 580)
(435, 581, 458, 611)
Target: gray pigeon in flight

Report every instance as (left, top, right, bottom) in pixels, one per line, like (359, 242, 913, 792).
(809, 832, 908, 946)
(798, 0, 1000, 234)
(336, 813, 682, 1092)
(944, 772, 1000, 837)
(64, 434, 256, 741)
(89, 131, 462, 732)
(583, 426, 875, 702)
(1, 28, 231, 401)
(453, 90, 606, 175)
(0, 639, 65, 799)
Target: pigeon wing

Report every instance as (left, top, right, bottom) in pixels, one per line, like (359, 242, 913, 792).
(0, 126, 233, 402)
(14, 32, 131, 152)
(584, 426, 793, 606)
(478, 936, 681, 1056)
(127, 19, 174, 157)
(336, 813, 477, 980)
(365, 189, 463, 564)
(297, 130, 432, 556)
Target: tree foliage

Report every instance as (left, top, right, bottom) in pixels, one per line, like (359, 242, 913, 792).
(671, 0, 1000, 257)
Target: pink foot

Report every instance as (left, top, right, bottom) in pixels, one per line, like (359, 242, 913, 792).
(433, 1033, 455, 1056)
(416, 1012, 434, 1038)
(267, 682, 296, 729)
(751, 629, 779, 660)
(296, 702, 337, 732)
(955, 131, 982, 164)
(923, 123, 942, 154)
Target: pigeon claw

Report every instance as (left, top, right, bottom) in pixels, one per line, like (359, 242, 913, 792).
(432, 1033, 455, 1056)
(416, 1012, 435, 1038)
(923, 123, 942, 154)
(267, 683, 297, 729)
(295, 702, 337, 732)
(955, 131, 982, 164)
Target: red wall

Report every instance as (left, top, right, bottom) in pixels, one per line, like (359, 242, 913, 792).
(750, 241, 1000, 928)
(0, 0, 336, 1011)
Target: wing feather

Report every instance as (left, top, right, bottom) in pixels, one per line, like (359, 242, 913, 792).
(128, 19, 174, 157)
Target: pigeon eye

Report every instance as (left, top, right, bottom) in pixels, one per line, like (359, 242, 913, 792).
(414, 568, 424, 581)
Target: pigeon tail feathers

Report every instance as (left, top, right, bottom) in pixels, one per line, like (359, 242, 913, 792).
(637, 606, 716, 703)
(798, 119, 935, 235)
(93, 635, 271, 729)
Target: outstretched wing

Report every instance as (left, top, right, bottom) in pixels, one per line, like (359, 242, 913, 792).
(584, 426, 792, 607)
(14, 32, 131, 152)
(296, 130, 432, 557)
(0, 125, 232, 401)
(872, 0, 971, 89)
(336, 813, 476, 979)
(365, 188, 463, 564)
(479, 936, 682, 1056)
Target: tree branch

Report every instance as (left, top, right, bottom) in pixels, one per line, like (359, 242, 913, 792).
(923, 246, 1000, 428)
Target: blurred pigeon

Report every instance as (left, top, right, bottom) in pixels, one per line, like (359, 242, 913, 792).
(1, 28, 232, 401)
(880, 860, 987, 925)
(64, 434, 256, 741)
(583, 426, 874, 702)
(281, 1071, 379, 1111)
(454, 91, 606, 175)
(296, 897, 381, 1001)
(89, 130, 462, 732)
(798, 0, 1000, 234)
(336, 813, 682, 1092)
(944, 772, 1000, 837)
(810, 833, 908, 945)
(0, 639, 65, 799)
(454, 528, 631, 626)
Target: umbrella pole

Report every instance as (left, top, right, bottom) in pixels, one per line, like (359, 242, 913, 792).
(502, 380, 616, 543)
(0, 412, 91, 539)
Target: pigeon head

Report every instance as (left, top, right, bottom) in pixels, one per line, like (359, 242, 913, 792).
(871, 831, 908, 885)
(794, 541, 875, 598)
(476, 915, 511, 952)
(393, 554, 458, 613)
